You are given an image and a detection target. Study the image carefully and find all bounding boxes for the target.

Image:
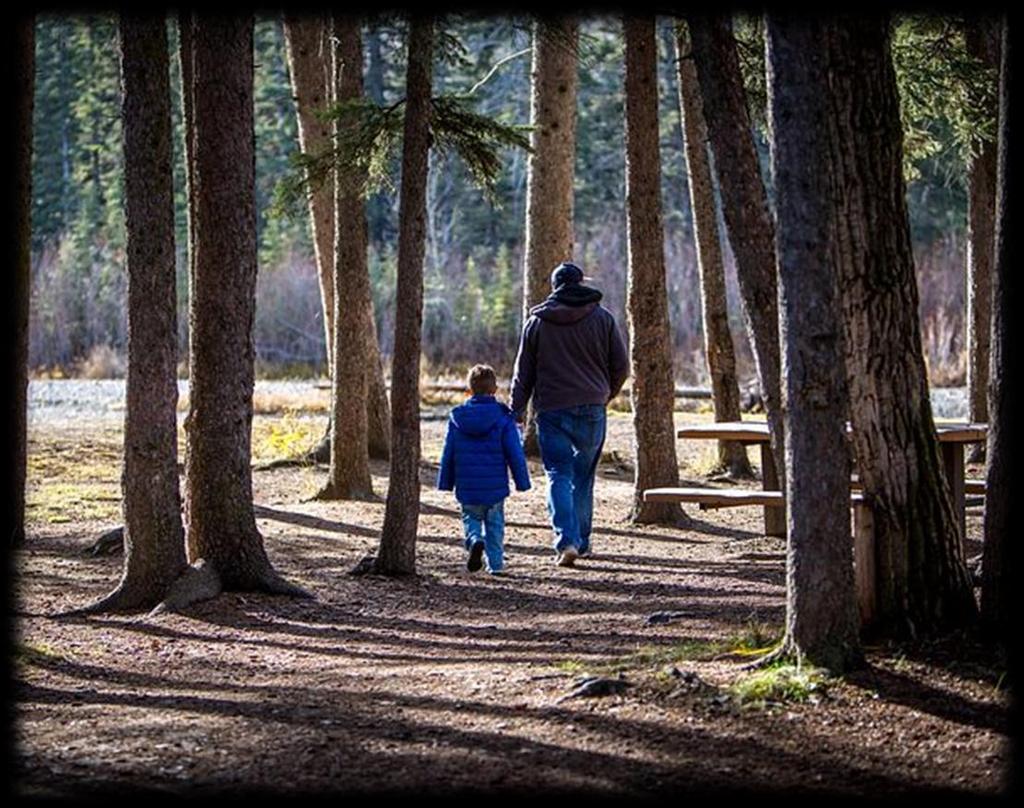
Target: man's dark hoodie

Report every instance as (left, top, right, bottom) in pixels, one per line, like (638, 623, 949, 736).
(510, 283, 629, 417)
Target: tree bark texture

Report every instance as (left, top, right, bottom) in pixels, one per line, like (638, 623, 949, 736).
(766, 14, 861, 671)
(674, 23, 753, 479)
(282, 14, 335, 378)
(981, 15, 1016, 643)
(184, 15, 301, 594)
(322, 15, 373, 499)
(965, 16, 1001, 432)
(103, 14, 188, 611)
(521, 16, 578, 455)
(687, 13, 785, 494)
(283, 13, 391, 461)
(178, 13, 197, 318)
(623, 16, 684, 525)
(6, 15, 33, 546)
(375, 16, 433, 575)
(824, 17, 977, 638)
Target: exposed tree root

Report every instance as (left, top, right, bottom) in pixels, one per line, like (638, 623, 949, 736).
(313, 482, 377, 502)
(304, 432, 331, 465)
(629, 503, 693, 528)
(149, 559, 223, 616)
(82, 526, 125, 556)
(349, 554, 377, 575)
(742, 641, 793, 671)
(255, 566, 315, 599)
(254, 457, 314, 471)
(52, 586, 147, 618)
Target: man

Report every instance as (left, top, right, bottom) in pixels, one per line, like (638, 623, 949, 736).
(510, 262, 629, 567)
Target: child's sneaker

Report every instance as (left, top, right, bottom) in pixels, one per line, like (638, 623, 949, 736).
(467, 541, 485, 572)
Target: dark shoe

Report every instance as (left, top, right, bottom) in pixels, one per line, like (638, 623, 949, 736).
(467, 541, 484, 572)
(578, 546, 591, 559)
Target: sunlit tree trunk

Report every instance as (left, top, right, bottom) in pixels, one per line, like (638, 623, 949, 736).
(76, 15, 189, 613)
(282, 14, 335, 377)
(374, 15, 433, 575)
(623, 15, 685, 525)
(687, 13, 785, 526)
(825, 16, 976, 638)
(964, 15, 1001, 464)
(319, 14, 373, 500)
(521, 15, 578, 455)
(674, 22, 753, 479)
(6, 15, 33, 547)
(182, 14, 308, 601)
(283, 14, 391, 462)
(766, 13, 861, 671)
(981, 15, 1015, 646)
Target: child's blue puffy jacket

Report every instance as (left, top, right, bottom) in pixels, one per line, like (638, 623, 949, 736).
(437, 395, 531, 506)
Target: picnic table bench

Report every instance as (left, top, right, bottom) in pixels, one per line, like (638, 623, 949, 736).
(664, 420, 987, 552)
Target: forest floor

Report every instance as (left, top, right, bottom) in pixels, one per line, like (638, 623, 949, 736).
(12, 381, 1013, 800)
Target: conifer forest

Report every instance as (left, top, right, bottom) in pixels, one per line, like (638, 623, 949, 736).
(6, 10, 1019, 801)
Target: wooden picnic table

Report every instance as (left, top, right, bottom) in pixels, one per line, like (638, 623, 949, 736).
(677, 420, 987, 553)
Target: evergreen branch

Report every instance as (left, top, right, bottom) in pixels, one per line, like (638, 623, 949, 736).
(430, 94, 533, 204)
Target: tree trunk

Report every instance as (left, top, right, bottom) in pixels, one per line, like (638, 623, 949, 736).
(687, 13, 785, 500)
(374, 15, 433, 576)
(824, 17, 976, 639)
(6, 15, 33, 547)
(184, 14, 307, 598)
(79, 14, 189, 613)
(981, 15, 1015, 645)
(282, 14, 335, 377)
(623, 16, 685, 525)
(178, 13, 197, 320)
(521, 16, 578, 456)
(283, 14, 391, 462)
(674, 22, 753, 480)
(964, 15, 1001, 463)
(766, 14, 861, 671)
(319, 14, 373, 500)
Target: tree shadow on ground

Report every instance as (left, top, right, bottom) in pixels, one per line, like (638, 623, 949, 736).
(15, 660, 934, 798)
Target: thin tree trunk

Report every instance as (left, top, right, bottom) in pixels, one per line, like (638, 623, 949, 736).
(623, 15, 685, 525)
(178, 13, 197, 327)
(981, 15, 1015, 645)
(6, 15, 33, 547)
(521, 16, 578, 456)
(766, 13, 861, 672)
(374, 15, 433, 576)
(77, 14, 188, 613)
(824, 16, 976, 639)
(283, 15, 391, 462)
(674, 22, 753, 479)
(282, 14, 335, 378)
(183, 14, 308, 600)
(687, 13, 785, 504)
(965, 15, 1001, 464)
(319, 14, 373, 500)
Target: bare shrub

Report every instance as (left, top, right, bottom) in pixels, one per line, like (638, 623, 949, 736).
(76, 344, 126, 379)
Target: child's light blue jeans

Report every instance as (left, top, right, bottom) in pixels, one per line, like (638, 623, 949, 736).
(461, 500, 505, 573)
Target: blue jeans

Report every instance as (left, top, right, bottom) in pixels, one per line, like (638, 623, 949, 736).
(536, 404, 607, 555)
(461, 500, 505, 572)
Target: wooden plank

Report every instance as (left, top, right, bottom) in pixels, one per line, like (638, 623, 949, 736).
(643, 487, 784, 507)
(676, 422, 770, 442)
(677, 420, 987, 445)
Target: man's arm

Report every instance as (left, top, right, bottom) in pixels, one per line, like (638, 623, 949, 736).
(509, 318, 538, 421)
(607, 315, 630, 400)
(437, 421, 456, 491)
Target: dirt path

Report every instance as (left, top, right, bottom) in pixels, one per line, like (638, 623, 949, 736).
(13, 406, 1009, 798)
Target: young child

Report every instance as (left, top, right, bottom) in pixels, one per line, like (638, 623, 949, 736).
(438, 364, 531, 575)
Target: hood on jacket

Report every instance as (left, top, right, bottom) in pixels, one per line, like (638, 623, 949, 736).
(529, 284, 603, 325)
(449, 396, 512, 437)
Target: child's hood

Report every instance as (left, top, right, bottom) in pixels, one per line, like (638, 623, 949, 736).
(449, 396, 513, 437)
